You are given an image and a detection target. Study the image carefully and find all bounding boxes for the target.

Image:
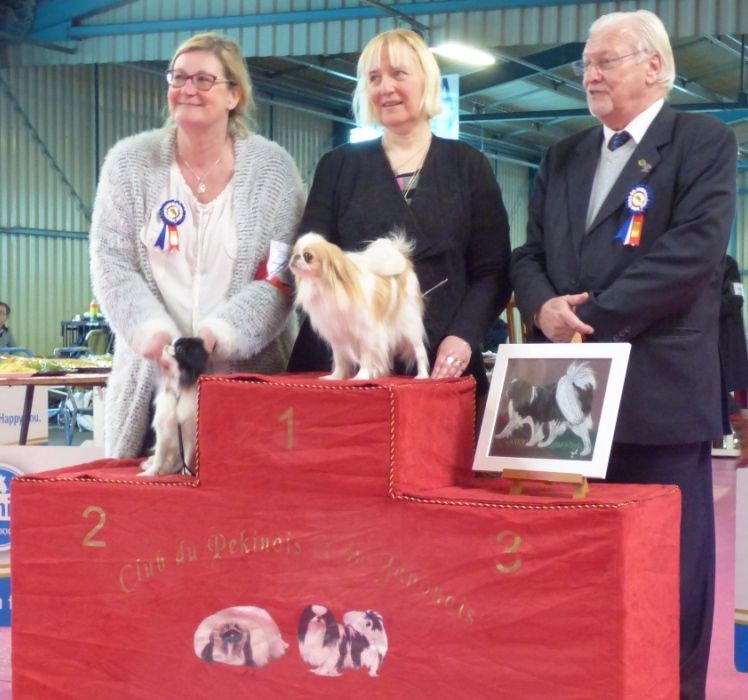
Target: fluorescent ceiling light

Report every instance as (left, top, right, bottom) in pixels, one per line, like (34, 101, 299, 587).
(430, 43, 496, 67)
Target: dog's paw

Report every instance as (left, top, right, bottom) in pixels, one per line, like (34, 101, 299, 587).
(138, 462, 160, 478)
(321, 372, 348, 380)
(311, 667, 342, 677)
(139, 456, 157, 474)
(138, 456, 181, 477)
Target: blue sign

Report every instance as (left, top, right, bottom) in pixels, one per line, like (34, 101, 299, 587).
(0, 464, 20, 552)
(0, 463, 20, 627)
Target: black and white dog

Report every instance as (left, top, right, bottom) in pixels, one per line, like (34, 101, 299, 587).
(342, 610, 388, 677)
(497, 361, 597, 456)
(140, 337, 208, 477)
(297, 604, 388, 677)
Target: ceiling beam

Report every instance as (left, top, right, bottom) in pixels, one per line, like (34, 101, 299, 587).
(461, 43, 584, 96)
(30, 0, 132, 41)
(31, 0, 132, 30)
(30, 1, 601, 41)
(460, 101, 748, 123)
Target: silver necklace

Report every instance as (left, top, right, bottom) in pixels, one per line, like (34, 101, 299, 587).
(401, 166, 422, 202)
(179, 154, 222, 194)
(389, 138, 431, 175)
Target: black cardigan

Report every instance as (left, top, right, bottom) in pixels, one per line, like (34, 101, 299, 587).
(288, 136, 512, 392)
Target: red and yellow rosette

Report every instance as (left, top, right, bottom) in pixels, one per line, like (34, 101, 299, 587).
(615, 185, 653, 247)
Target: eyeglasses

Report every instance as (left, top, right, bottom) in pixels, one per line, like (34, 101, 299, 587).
(165, 70, 234, 91)
(572, 50, 645, 76)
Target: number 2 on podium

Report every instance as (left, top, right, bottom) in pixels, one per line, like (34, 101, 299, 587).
(82, 506, 107, 548)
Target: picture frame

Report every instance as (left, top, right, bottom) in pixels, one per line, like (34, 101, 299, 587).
(473, 343, 631, 479)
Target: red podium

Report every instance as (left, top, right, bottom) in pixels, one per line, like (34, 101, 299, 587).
(11, 374, 680, 699)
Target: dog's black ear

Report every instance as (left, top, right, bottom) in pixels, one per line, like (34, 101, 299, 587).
(201, 640, 214, 663)
(297, 606, 313, 642)
(365, 610, 384, 631)
(323, 611, 340, 647)
(243, 635, 255, 667)
(174, 337, 209, 386)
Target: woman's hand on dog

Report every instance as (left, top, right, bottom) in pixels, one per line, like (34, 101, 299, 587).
(142, 331, 173, 366)
(535, 293, 594, 343)
(197, 327, 216, 355)
(432, 335, 471, 379)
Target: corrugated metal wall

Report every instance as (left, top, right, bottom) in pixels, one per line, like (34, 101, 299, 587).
(2, 58, 744, 354)
(255, 102, 335, 190)
(0, 232, 92, 356)
(0, 64, 166, 356)
(492, 160, 530, 252)
(5, 1, 748, 66)
(0, 55, 533, 356)
(0, 63, 334, 355)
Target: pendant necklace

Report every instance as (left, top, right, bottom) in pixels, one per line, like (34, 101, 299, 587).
(388, 135, 431, 203)
(179, 154, 222, 194)
(401, 167, 422, 202)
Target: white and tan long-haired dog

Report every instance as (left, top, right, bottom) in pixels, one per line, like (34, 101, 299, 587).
(290, 232, 429, 380)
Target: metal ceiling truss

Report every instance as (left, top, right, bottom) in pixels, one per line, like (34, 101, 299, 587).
(3, 1, 747, 168)
(25, 1, 600, 42)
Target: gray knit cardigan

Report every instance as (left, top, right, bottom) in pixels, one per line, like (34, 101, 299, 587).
(90, 128, 305, 458)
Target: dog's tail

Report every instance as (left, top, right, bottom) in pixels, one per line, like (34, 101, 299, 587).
(556, 361, 596, 426)
(360, 233, 414, 277)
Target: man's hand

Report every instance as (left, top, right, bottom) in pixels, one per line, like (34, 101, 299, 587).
(535, 292, 594, 342)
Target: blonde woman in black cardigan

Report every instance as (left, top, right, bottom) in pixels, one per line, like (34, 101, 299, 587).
(288, 29, 511, 397)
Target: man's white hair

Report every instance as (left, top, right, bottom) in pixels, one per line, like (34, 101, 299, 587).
(588, 10, 675, 93)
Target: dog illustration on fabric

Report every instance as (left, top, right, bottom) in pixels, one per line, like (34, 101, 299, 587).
(297, 604, 388, 677)
(495, 360, 598, 458)
(194, 606, 288, 668)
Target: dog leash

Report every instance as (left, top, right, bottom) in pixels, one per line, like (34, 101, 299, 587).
(176, 421, 195, 476)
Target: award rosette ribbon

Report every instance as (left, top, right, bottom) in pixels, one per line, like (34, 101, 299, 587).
(155, 199, 187, 252)
(615, 185, 653, 247)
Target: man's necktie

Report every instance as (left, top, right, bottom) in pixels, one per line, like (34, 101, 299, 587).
(608, 130, 631, 151)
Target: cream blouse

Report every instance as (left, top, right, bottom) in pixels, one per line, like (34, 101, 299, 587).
(140, 162, 238, 336)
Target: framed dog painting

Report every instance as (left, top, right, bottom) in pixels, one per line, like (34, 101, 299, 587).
(473, 343, 631, 479)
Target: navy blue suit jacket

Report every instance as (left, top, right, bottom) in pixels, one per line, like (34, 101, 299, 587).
(511, 104, 737, 444)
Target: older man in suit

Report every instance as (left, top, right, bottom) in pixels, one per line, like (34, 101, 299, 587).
(511, 10, 737, 700)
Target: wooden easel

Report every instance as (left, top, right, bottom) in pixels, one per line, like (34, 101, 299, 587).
(502, 331, 589, 499)
(502, 468, 589, 499)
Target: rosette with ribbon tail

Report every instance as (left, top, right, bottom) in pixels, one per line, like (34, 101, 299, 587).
(615, 185, 653, 247)
(154, 199, 187, 252)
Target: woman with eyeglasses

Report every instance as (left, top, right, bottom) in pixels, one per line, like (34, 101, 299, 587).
(90, 32, 304, 459)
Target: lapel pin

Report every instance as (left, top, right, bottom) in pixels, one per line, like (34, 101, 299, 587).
(638, 159, 652, 174)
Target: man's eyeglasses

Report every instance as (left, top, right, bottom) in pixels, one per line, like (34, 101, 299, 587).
(572, 50, 645, 76)
(165, 71, 235, 91)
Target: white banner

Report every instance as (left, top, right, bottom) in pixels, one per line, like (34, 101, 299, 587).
(0, 387, 48, 446)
